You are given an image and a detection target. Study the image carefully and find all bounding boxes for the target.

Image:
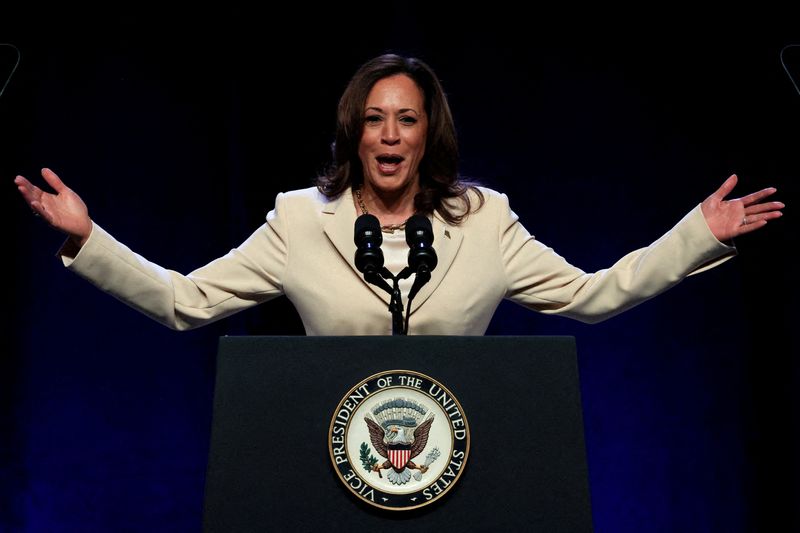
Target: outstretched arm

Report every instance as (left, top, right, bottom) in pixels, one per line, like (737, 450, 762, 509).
(701, 174, 784, 242)
(15, 168, 93, 248)
(15, 167, 290, 330)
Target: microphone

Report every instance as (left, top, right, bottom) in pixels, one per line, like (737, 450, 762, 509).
(354, 213, 399, 333)
(402, 215, 437, 334)
(354, 214, 384, 275)
(405, 215, 437, 315)
(405, 215, 438, 275)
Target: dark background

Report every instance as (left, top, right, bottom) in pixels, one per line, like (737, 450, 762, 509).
(2, 7, 797, 532)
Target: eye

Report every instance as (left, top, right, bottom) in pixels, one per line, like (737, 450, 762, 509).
(364, 115, 382, 125)
(400, 116, 418, 125)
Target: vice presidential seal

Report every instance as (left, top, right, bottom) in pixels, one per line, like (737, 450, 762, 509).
(328, 370, 470, 511)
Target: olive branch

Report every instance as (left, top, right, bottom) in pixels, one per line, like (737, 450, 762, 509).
(359, 442, 380, 473)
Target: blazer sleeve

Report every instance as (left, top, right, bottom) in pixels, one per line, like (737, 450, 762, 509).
(60, 193, 291, 330)
(500, 194, 737, 323)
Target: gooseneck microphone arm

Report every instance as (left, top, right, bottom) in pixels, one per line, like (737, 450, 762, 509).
(366, 266, 406, 336)
(363, 267, 393, 294)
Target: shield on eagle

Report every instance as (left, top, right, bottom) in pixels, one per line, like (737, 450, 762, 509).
(387, 445, 412, 470)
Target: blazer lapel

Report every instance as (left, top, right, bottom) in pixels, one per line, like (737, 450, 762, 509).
(322, 189, 464, 313)
(322, 189, 391, 306)
(409, 214, 462, 314)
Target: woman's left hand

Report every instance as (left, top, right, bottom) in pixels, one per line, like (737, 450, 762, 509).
(701, 174, 784, 242)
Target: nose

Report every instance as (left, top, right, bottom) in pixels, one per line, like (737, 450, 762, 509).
(381, 120, 400, 146)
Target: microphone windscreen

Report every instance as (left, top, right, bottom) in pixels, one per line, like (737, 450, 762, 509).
(354, 214, 382, 246)
(405, 214, 433, 245)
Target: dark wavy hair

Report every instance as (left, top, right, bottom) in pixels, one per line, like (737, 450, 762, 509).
(315, 54, 483, 225)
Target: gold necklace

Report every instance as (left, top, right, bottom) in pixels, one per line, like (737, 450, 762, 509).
(354, 187, 407, 233)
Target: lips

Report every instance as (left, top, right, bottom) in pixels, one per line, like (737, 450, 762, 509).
(376, 154, 405, 175)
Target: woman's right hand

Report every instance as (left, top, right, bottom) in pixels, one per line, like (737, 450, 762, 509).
(15, 168, 93, 247)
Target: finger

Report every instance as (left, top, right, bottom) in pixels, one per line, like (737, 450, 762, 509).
(764, 211, 783, 220)
(745, 201, 785, 215)
(14, 175, 37, 194)
(738, 219, 768, 235)
(743, 211, 782, 227)
(739, 187, 777, 207)
(710, 174, 738, 201)
(15, 175, 43, 205)
(41, 167, 67, 193)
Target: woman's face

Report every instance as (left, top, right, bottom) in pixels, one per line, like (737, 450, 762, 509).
(358, 74, 428, 197)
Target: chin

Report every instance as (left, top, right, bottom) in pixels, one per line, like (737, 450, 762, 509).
(367, 173, 416, 193)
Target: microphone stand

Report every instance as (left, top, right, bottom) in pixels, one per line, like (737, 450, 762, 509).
(389, 276, 404, 336)
(363, 266, 432, 335)
(364, 267, 411, 336)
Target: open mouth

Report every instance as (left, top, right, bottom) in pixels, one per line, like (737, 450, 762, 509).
(377, 155, 404, 164)
(376, 154, 405, 174)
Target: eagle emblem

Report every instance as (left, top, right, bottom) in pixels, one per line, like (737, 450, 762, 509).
(330, 371, 469, 510)
(362, 398, 436, 485)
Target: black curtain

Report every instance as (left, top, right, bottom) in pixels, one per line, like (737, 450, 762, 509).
(2, 7, 797, 532)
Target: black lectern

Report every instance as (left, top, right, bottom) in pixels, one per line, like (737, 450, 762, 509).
(203, 336, 593, 532)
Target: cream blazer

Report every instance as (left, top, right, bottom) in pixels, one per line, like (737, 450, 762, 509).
(62, 186, 735, 335)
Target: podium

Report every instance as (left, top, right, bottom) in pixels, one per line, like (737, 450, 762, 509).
(203, 336, 593, 532)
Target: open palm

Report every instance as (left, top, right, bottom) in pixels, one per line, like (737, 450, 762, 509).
(15, 168, 93, 246)
(701, 174, 783, 242)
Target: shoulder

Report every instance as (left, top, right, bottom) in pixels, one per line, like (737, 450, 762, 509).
(270, 186, 339, 216)
(278, 186, 330, 206)
(473, 185, 508, 203)
(435, 185, 512, 228)
(439, 185, 507, 213)
(467, 185, 512, 217)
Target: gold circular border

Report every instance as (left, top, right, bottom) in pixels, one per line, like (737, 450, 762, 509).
(328, 369, 471, 511)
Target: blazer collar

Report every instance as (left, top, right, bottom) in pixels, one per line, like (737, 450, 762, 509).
(409, 211, 462, 313)
(321, 188, 463, 314)
(322, 189, 390, 306)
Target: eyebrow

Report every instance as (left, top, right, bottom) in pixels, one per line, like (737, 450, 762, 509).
(365, 106, 421, 116)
